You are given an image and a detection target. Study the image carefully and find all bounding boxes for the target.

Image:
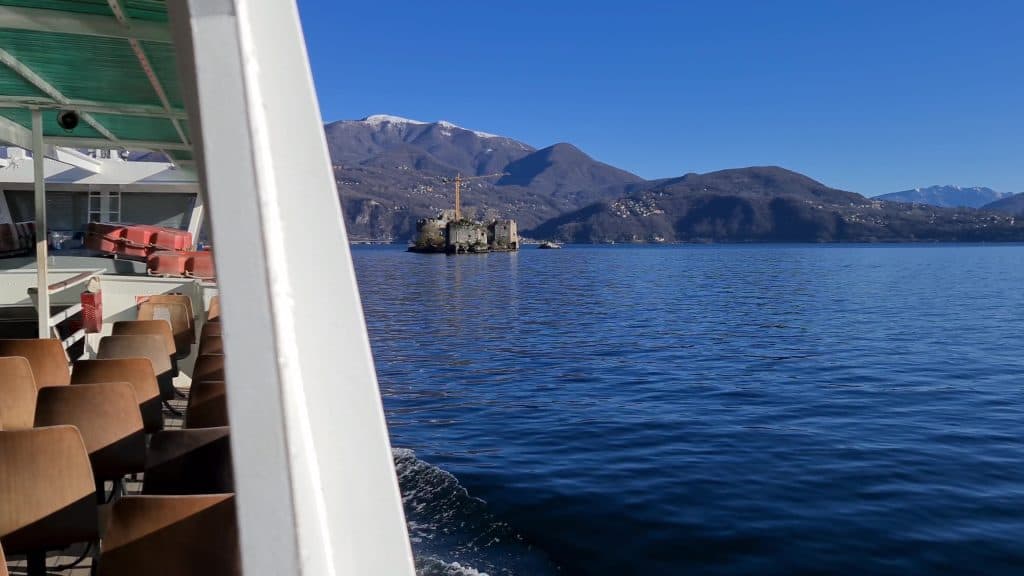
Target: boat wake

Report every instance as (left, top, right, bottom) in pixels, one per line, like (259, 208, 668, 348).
(393, 448, 559, 576)
(416, 557, 492, 576)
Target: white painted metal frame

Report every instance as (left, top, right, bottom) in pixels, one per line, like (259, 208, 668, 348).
(106, 0, 190, 148)
(0, 5, 171, 43)
(31, 108, 48, 338)
(27, 269, 104, 352)
(0, 115, 104, 172)
(169, 1, 415, 575)
(6, 184, 199, 194)
(0, 96, 188, 119)
(0, 113, 33, 150)
(43, 136, 189, 150)
(186, 191, 204, 250)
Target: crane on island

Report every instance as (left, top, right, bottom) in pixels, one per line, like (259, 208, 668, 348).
(451, 172, 508, 220)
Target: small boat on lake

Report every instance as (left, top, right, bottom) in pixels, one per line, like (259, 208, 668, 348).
(538, 241, 562, 249)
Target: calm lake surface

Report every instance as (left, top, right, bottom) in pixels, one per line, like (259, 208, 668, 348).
(352, 244, 1024, 576)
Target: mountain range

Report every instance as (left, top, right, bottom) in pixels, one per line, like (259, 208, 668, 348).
(326, 115, 641, 241)
(874, 186, 1013, 209)
(327, 115, 1024, 243)
(529, 167, 1024, 243)
(982, 193, 1024, 216)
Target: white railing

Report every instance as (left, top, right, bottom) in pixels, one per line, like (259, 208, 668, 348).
(27, 268, 104, 353)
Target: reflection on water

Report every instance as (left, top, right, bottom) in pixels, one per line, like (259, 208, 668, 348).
(356, 244, 1024, 576)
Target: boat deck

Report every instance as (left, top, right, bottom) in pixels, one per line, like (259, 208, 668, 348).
(0, 254, 149, 276)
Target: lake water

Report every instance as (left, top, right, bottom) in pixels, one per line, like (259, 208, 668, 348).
(351, 244, 1024, 576)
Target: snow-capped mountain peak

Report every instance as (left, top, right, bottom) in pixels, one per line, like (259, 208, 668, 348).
(876, 185, 1010, 208)
(360, 115, 500, 139)
(361, 114, 428, 126)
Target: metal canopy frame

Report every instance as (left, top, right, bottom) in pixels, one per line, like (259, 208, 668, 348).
(0, 2, 191, 162)
(0, 1, 415, 575)
(0, 4, 171, 43)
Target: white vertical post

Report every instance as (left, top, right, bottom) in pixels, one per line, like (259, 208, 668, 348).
(100, 190, 111, 221)
(0, 186, 13, 224)
(169, 2, 415, 576)
(31, 109, 49, 339)
(186, 192, 204, 249)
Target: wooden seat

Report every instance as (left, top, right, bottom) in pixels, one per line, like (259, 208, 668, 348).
(0, 339, 69, 387)
(97, 494, 240, 576)
(141, 294, 195, 341)
(206, 295, 220, 322)
(198, 333, 223, 356)
(112, 319, 176, 361)
(35, 383, 147, 499)
(72, 359, 164, 434)
(199, 319, 222, 342)
(97, 335, 175, 401)
(198, 321, 223, 355)
(193, 354, 225, 383)
(0, 357, 37, 430)
(185, 380, 228, 429)
(138, 301, 192, 360)
(0, 426, 99, 576)
(111, 319, 179, 378)
(143, 427, 233, 495)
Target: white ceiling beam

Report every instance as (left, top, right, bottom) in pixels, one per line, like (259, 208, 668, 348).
(0, 112, 32, 149)
(1, 183, 200, 193)
(0, 96, 187, 118)
(0, 6, 171, 43)
(44, 136, 190, 151)
(0, 114, 103, 172)
(0, 47, 120, 144)
(51, 147, 104, 172)
(107, 0, 190, 147)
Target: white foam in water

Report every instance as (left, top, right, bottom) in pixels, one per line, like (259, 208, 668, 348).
(392, 448, 559, 576)
(417, 557, 491, 576)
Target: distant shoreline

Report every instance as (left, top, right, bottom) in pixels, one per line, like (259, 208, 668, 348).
(350, 239, 1024, 247)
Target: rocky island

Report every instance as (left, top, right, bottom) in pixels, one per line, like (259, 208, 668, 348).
(409, 209, 519, 254)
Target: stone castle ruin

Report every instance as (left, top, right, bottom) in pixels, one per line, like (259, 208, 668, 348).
(410, 209, 518, 254)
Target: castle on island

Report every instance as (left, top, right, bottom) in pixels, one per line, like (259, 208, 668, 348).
(409, 209, 519, 254)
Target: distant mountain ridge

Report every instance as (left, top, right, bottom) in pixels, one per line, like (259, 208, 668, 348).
(496, 143, 643, 198)
(326, 114, 535, 177)
(526, 167, 1024, 243)
(983, 192, 1024, 216)
(324, 115, 1024, 243)
(326, 115, 642, 240)
(874, 185, 1011, 208)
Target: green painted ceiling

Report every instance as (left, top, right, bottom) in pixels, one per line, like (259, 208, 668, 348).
(0, 0, 191, 162)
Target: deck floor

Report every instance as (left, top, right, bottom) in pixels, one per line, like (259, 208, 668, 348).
(5, 385, 190, 575)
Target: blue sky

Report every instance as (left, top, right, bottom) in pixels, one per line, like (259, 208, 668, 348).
(297, 0, 1023, 196)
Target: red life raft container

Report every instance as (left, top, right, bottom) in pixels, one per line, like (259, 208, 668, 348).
(151, 227, 192, 252)
(120, 225, 156, 259)
(119, 225, 193, 259)
(147, 250, 191, 277)
(185, 251, 215, 279)
(85, 222, 126, 254)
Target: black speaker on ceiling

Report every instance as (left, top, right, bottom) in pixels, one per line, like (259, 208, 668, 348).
(56, 109, 79, 132)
